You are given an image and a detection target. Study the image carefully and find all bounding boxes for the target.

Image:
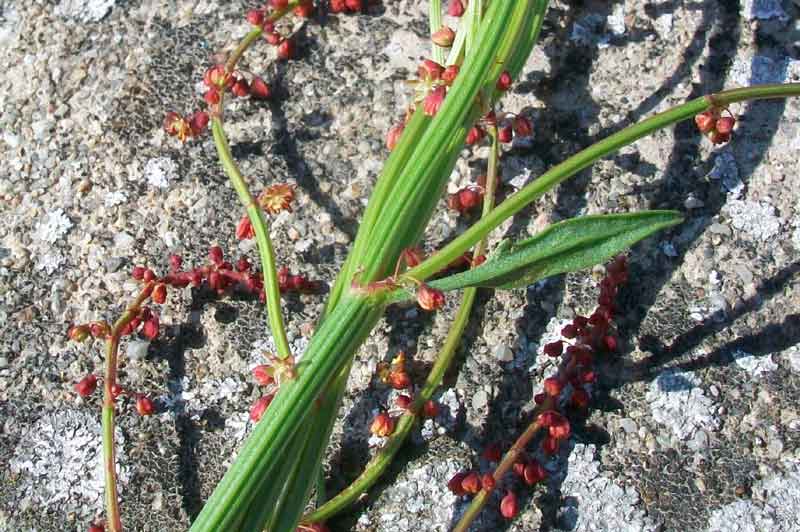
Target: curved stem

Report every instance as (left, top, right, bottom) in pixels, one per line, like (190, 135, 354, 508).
(211, 118, 292, 359)
(102, 283, 154, 532)
(404, 83, 800, 281)
(211, 7, 303, 359)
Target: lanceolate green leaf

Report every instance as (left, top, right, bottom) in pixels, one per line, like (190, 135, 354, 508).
(393, 211, 682, 296)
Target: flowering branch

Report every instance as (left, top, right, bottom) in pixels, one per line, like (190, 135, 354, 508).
(101, 282, 155, 532)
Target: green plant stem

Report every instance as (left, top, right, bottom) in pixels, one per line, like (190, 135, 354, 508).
(301, 289, 477, 524)
(404, 83, 800, 282)
(211, 118, 292, 359)
(225, 28, 263, 72)
(102, 283, 154, 532)
(429, 0, 446, 65)
(301, 121, 503, 524)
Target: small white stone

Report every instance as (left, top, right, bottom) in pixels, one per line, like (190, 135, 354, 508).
(494, 344, 514, 362)
(732, 349, 778, 377)
(126, 340, 150, 360)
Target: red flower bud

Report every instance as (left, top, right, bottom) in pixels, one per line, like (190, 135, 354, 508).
(152, 283, 167, 304)
(236, 215, 255, 240)
(189, 111, 209, 135)
(694, 110, 716, 134)
(423, 85, 447, 116)
(709, 130, 731, 145)
(142, 315, 159, 340)
(496, 71, 512, 91)
(543, 340, 563, 357)
(417, 284, 445, 311)
(236, 257, 251, 272)
(466, 126, 485, 145)
(538, 410, 562, 427)
(277, 39, 295, 60)
(561, 324, 578, 339)
(136, 395, 155, 416)
(75, 374, 98, 397)
(457, 187, 482, 210)
(345, 0, 363, 11)
(169, 254, 182, 271)
(401, 247, 424, 268)
(422, 399, 439, 418)
(143, 269, 156, 283)
(512, 115, 533, 137)
(250, 394, 274, 422)
(481, 473, 496, 491)
(498, 124, 514, 143)
(209, 246, 224, 265)
(203, 88, 220, 105)
(549, 417, 571, 440)
(245, 9, 264, 26)
(271, 0, 289, 9)
(715, 115, 735, 135)
(132, 265, 146, 280)
(418, 59, 444, 81)
(294, 1, 314, 17)
(370, 411, 396, 437)
(249, 77, 271, 99)
(88, 522, 105, 532)
(604, 335, 618, 352)
(111, 383, 124, 398)
(448, 472, 467, 495)
(386, 123, 404, 151)
(431, 26, 455, 47)
(388, 370, 412, 390)
(448, 0, 465, 17)
(542, 376, 563, 397)
(89, 321, 110, 338)
(264, 31, 282, 45)
(523, 461, 547, 485)
(461, 471, 481, 494)
(500, 491, 518, 519)
(441, 65, 459, 84)
(231, 78, 250, 98)
(252, 364, 275, 386)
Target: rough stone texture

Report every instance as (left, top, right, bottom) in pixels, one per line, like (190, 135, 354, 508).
(2, 0, 800, 531)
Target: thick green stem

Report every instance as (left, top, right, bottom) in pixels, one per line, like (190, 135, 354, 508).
(211, 118, 292, 359)
(404, 83, 800, 281)
(302, 122, 503, 523)
(189, 296, 384, 531)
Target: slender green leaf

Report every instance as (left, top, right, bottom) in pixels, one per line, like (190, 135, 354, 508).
(406, 211, 682, 293)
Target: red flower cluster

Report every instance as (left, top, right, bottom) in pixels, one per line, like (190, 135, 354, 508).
(278, 266, 319, 294)
(448, 256, 630, 521)
(447, 185, 484, 214)
(695, 108, 736, 144)
(329, 0, 365, 13)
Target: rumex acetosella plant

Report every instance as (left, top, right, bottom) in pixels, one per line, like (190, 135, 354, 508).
(65, 1, 800, 531)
